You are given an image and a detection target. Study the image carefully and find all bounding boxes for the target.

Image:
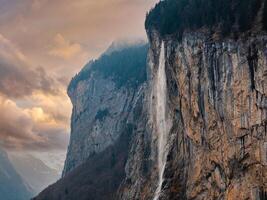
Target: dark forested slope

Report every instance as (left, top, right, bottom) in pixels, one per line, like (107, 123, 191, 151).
(146, 0, 266, 37)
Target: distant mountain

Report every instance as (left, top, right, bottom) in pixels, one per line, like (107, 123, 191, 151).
(8, 153, 60, 195)
(0, 148, 32, 200)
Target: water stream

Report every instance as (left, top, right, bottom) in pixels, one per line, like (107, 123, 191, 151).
(153, 42, 170, 200)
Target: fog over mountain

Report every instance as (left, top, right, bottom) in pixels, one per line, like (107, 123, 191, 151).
(8, 153, 60, 195)
(0, 148, 32, 200)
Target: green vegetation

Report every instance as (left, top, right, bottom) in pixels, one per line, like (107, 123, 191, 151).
(145, 0, 263, 38)
(68, 44, 148, 91)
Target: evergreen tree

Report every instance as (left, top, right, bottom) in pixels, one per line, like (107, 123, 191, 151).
(145, 0, 264, 38)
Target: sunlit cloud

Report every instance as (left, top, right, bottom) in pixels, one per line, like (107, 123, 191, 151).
(0, 96, 44, 150)
(0, 33, 70, 152)
(0, 95, 69, 151)
(29, 91, 71, 127)
(49, 34, 83, 59)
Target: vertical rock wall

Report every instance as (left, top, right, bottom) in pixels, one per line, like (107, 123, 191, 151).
(148, 31, 267, 200)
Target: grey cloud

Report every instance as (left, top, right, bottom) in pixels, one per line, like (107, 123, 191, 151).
(0, 57, 58, 98)
(0, 34, 59, 98)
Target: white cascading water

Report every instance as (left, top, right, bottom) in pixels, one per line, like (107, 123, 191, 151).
(153, 42, 170, 200)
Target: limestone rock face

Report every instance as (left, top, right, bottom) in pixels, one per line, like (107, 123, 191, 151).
(64, 74, 136, 174)
(62, 44, 148, 176)
(122, 31, 267, 200)
(33, 44, 149, 200)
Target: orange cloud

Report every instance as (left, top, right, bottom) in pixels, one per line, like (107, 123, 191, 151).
(49, 34, 83, 59)
(0, 34, 70, 152)
(0, 95, 69, 151)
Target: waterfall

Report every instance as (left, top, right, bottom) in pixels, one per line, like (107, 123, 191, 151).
(153, 42, 170, 200)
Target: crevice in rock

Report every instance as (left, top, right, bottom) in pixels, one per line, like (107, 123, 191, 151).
(247, 43, 258, 91)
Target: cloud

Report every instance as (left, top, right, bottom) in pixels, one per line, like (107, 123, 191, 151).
(0, 95, 69, 151)
(0, 0, 157, 79)
(0, 34, 58, 98)
(0, 97, 41, 142)
(28, 91, 71, 127)
(0, 34, 70, 152)
(49, 34, 83, 59)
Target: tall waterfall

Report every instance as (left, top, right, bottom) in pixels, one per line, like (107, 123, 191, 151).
(153, 42, 170, 200)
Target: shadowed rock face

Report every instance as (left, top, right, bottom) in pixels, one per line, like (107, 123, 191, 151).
(33, 44, 150, 200)
(63, 44, 148, 175)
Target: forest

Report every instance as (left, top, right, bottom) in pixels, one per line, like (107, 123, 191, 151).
(68, 44, 148, 91)
(145, 0, 266, 37)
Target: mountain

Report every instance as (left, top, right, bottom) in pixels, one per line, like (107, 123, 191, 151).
(8, 153, 60, 195)
(0, 148, 32, 200)
(35, 0, 267, 199)
(63, 43, 148, 175)
(34, 43, 149, 200)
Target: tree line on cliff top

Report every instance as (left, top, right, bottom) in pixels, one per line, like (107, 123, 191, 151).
(146, 0, 266, 38)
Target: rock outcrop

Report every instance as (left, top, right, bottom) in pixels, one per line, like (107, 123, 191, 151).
(118, 32, 267, 200)
(141, 30, 267, 200)
(34, 43, 149, 200)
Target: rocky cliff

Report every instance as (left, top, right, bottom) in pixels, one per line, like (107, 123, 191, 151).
(34, 43, 149, 200)
(35, 0, 267, 199)
(63, 43, 148, 175)
(134, 31, 267, 200)
(118, 1, 267, 199)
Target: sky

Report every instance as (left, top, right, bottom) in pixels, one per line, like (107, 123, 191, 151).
(0, 0, 156, 171)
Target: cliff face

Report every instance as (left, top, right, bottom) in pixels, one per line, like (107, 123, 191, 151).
(36, 31, 267, 200)
(145, 30, 267, 200)
(119, 31, 267, 200)
(64, 73, 140, 174)
(118, 1, 267, 198)
(63, 44, 148, 175)
(34, 44, 149, 200)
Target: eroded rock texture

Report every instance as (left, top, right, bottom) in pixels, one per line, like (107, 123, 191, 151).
(63, 44, 148, 175)
(33, 44, 149, 200)
(132, 31, 267, 200)
(64, 75, 139, 174)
